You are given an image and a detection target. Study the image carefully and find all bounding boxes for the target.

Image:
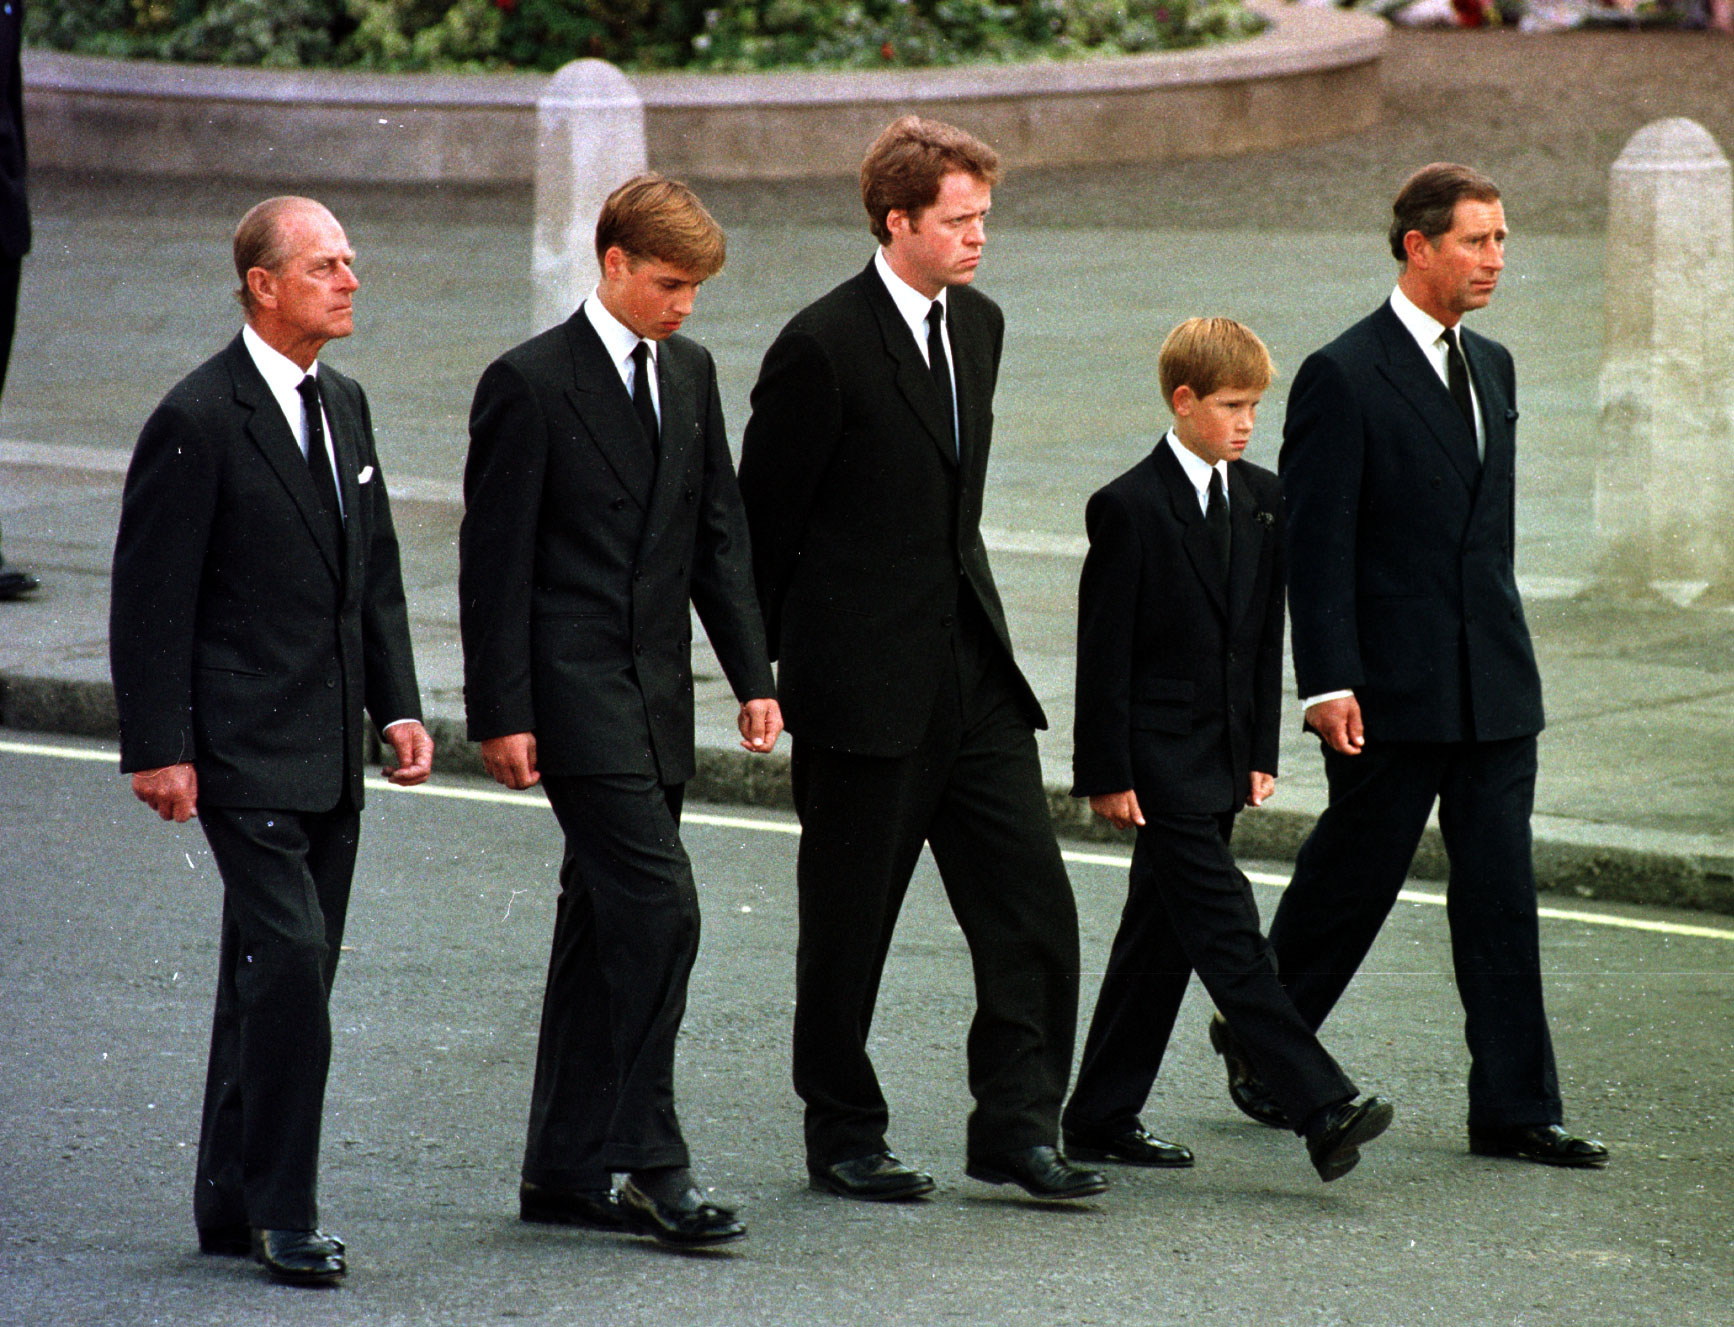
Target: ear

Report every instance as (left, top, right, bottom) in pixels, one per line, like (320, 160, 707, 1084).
(601, 245, 633, 282)
(1171, 384, 1198, 417)
(1401, 228, 1435, 269)
(246, 265, 277, 310)
(885, 208, 912, 242)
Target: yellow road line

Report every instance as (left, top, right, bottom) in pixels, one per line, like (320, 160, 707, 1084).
(9, 738, 1731, 943)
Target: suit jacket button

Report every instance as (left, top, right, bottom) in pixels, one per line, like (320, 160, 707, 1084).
(942, 613, 955, 627)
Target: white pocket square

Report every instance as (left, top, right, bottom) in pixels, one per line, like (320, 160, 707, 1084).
(357, 465, 374, 484)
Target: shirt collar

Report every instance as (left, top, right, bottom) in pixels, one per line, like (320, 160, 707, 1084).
(1389, 283, 1454, 357)
(583, 287, 655, 368)
(241, 322, 316, 392)
(874, 247, 947, 343)
(1164, 430, 1227, 496)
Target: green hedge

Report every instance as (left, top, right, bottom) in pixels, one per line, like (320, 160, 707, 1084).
(28, 0, 1267, 72)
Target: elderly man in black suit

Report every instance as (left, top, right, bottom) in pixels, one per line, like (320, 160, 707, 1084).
(460, 175, 779, 1247)
(1214, 163, 1607, 1169)
(111, 196, 433, 1285)
(738, 116, 1103, 1204)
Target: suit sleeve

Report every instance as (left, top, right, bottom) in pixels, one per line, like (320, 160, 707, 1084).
(459, 358, 548, 741)
(1252, 483, 1285, 776)
(1280, 350, 1366, 700)
(1070, 487, 1141, 797)
(687, 350, 776, 703)
(109, 397, 220, 773)
(737, 327, 843, 655)
(353, 383, 423, 731)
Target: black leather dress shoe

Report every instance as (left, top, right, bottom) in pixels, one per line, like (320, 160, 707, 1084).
(965, 1145, 1109, 1200)
(1209, 1014, 1289, 1128)
(251, 1229, 346, 1285)
(1469, 1124, 1609, 1169)
(197, 1224, 252, 1256)
(1063, 1124, 1195, 1169)
(0, 567, 39, 600)
(519, 1180, 627, 1230)
(809, 1151, 936, 1201)
(1306, 1096, 1394, 1182)
(618, 1178, 746, 1246)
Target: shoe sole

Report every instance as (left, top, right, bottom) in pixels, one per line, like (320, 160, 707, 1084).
(1315, 1101, 1394, 1182)
(620, 1212, 748, 1247)
(1063, 1142, 1194, 1169)
(807, 1173, 936, 1201)
(259, 1262, 345, 1286)
(963, 1162, 1108, 1200)
(1468, 1141, 1609, 1169)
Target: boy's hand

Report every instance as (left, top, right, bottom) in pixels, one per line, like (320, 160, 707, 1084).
(1089, 789, 1145, 831)
(1246, 771, 1275, 807)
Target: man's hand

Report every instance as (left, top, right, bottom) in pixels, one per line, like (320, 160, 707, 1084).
(738, 698, 784, 754)
(1246, 771, 1276, 808)
(384, 720, 434, 786)
(1089, 789, 1145, 831)
(1305, 695, 1365, 757)
(481, 732, 539, 789)
(132, 763, 198, 822)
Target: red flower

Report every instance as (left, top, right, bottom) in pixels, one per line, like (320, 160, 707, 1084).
(494, 0, 515, 10)
(880, 41, 894, 59)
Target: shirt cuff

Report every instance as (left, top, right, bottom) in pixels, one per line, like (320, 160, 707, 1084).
(1299, 689, 1355, 710)
(381, 718, 418, 731)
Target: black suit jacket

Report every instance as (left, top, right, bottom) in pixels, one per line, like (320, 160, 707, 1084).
(1281, 301, 1543, 744)
(1072, 441, 1284, 814)
(738, 260, 1041, 756)
(459, 311, 773, 783)
(111, 334, 422, 810)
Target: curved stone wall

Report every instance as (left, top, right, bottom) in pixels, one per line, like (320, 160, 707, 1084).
(23, 2, 1386, 183)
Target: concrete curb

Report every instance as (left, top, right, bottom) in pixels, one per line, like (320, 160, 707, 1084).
(23, 2, 1386, 183)
(10, 671, 1730, 918)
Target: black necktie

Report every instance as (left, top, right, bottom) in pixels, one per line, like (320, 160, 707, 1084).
(1206, 467, 1231, 583)
(926, 301, 957, 456)
(631, 340, 660, 458)
(1444, 326, 1476, 434)
(297, 374, 343, 540)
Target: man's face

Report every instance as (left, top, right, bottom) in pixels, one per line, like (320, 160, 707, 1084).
(253, 204, 358, 355)
(1408, 197, 1506, 324)
(1172, 383, 1264, 466)
(884, 171, 991, 298)
(598, 248, 705, 341)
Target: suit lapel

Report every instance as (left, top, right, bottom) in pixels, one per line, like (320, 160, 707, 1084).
(1226, 463, 1266, 630)
(322, 371, 364, 596)
(1370, 303, 1481, 490)
(226, 337, 343, 582)
(949, 292, 993, 477)
(857, 264, 959, 469)
(563, 312, 656, 509)
(1462, 330, 1517, 534)
(1151, 440, 1227, 618)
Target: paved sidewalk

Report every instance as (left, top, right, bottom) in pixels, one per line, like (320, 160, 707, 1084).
(5, 29, 1734, 911)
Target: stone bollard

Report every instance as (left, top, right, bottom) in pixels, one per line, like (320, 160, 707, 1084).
(533, 59, 647, 334)
(1592, 118, 1734, 602)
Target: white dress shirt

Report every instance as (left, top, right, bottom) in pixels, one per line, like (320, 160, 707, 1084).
(1163, 431, 1229, 517)
(874, 248, 958, 442)
(241, 322, 342, 517)
(583, 289, 660, 425)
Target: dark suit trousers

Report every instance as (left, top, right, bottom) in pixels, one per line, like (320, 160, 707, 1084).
(526, 775, 696, 1188)
(194, 799, 360, 1232)
(789, 606, 1081, 1165)
(1065, 812, 1355, 1137)
(1268, 735, 1562, 1128)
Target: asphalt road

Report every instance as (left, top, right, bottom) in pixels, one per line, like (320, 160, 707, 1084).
(2, 733, 1732, 1326)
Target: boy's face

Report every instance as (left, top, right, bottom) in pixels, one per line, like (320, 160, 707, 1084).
(1172, 383, 1264, 466)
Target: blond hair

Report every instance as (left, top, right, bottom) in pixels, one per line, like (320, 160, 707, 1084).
(594, 173, 726, 278)
(1158, 318, 1274, 404)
